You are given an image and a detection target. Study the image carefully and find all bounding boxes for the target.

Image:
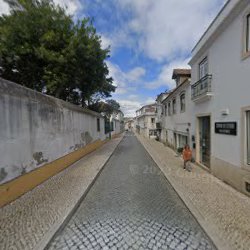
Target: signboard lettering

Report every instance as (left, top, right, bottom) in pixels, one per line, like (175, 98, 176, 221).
(215, 122, 237, 136)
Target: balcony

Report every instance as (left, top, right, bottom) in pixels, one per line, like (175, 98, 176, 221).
(191, 75, 213, 102)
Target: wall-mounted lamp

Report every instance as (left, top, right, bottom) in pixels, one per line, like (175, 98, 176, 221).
(221, 109, 229, 116)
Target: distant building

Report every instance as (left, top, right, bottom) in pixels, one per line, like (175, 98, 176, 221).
(124, 117, 135, 131)
(189, 0, 250, 196)
(155, 92, 169, 141)
(110, 110, 124, 135)
(135, 104, 157, 138)
(161, 69, 191, 151)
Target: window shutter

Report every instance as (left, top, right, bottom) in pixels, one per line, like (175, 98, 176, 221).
(247, 111, 250, 164)
(247, 15, 250, 52)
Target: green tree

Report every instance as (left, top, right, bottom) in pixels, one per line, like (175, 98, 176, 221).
(89, 99, 121, 138)
(89, 99, 120, 116)
(0, 0, 115, 106)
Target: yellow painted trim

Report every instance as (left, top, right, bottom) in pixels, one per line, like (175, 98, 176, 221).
(0, 139, 106, 207)
(112, 132, 123, 139)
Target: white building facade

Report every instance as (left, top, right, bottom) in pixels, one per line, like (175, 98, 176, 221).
(124, 118, 135, 131)
(161, 69, 192, 152)
(189, 0, 250, 196)
(110, 110, 124, 136)
(136, 104, 157, 138)
(155, 92, 169, 141)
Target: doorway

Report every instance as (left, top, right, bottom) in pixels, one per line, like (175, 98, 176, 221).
(199, 116, 211, 168)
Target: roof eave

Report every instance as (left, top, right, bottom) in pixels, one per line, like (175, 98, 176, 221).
(191, 0, 232, 56)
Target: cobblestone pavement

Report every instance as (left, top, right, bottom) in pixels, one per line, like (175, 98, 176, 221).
(47, 132, 216, 250)
(137, 134, 250, 250)
(0, 136, 122, 250)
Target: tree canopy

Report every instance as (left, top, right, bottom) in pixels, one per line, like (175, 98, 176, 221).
(88, 99, 121, 117)
(0, 0, 116, 106)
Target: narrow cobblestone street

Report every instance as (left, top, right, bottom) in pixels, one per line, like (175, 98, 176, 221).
(47, 132, 215, 250)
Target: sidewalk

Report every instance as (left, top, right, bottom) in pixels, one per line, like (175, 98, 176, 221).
(137, 134, 250, 250)
(0, 136, 123, 250)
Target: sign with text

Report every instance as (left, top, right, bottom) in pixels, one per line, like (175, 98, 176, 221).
(215, 122, 237, 136)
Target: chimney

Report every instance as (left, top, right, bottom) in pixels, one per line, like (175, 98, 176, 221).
(172, 69, 191, 87)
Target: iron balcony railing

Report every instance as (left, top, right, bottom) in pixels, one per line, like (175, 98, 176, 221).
(191, 75, 212, 100)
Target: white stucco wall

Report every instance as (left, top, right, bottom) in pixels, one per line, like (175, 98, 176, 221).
(0, 78, 106, 184)
(189, 1, 250, 168)
(111, 119, 122, 136)
(162, 81, 192, 149)
(135, 113, 157, 138)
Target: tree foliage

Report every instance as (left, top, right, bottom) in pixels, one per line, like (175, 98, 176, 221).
(89, 99, 121, 117)
(89, 99, 121, 137)
(0, 0, 115, 106)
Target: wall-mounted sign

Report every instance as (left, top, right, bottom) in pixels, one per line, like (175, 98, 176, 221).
(215, 122, 237, 136)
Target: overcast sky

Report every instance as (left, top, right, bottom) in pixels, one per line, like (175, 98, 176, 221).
(0, 0, 226, 117)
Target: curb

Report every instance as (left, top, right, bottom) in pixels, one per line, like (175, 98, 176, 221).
(36, 135, 124, 250)
(136, 134, 233, 250)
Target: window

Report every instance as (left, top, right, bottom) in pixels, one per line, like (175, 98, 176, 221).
(151, 118, 155, 123)
(165, 104, 167, 116)
(246, 14, 250, 52)
(180, 93, 186, 112)
(172, 99, 176, 114)
(199, 57, 208, 79)
(97, 118, 100, 132)
(247, 111, 250, 165)
(168, 102, 171, 116)
(178, 134, 188, 148)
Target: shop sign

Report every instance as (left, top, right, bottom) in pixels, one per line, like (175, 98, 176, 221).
(215, 122, 237, 135)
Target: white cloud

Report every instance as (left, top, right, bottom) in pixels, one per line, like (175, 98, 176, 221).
(107, 58, 191, 116)
(54, 0, 83, 15)
(107, 61, 153, 116)
(100, 28, 136, 55)
(0, 0, 10, 15)
(107, 61, 146, 95)
(117, 0, 225, 61)
(127, 94, 139, 100)
(127, 67, 146, 82)
(100, 34, 112, 50)
(145, 97, 155, 105)
(146, 57, 191, 90)
(118, 99, 141, 117)
(117, 96, 156, 117)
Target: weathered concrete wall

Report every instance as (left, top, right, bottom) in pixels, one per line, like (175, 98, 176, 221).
(0, 78, 106, 185)
(113, 120, 121, 136)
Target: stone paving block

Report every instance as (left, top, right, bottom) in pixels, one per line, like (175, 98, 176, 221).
(137, 134, 250, 250)
(0, 136, 123, 250)
(47, 132, 216, 250)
